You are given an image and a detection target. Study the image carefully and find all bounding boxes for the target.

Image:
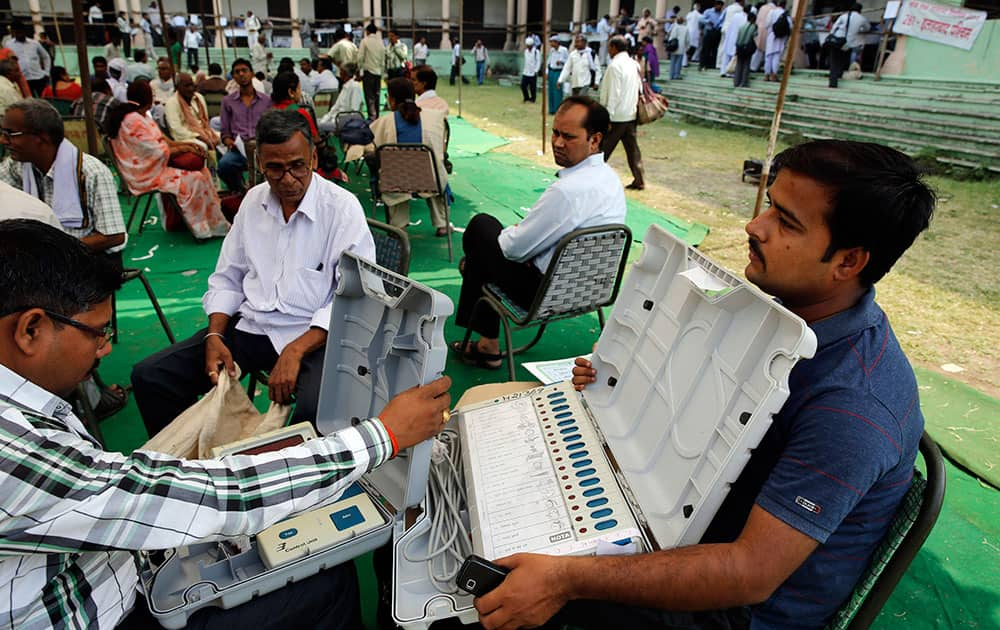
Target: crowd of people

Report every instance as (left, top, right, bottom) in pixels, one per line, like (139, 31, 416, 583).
(0, 10, 939, 630)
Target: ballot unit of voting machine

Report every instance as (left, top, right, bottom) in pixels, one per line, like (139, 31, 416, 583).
(140, 251, 453, 628)
(389, 224, 818, 627)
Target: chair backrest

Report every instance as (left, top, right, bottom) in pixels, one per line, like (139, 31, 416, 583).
(245, 138, 258, 188)
(827, 431, 947, 630)
(46, 97, 74, 116)
(367, 217, 411, 276)
(312, 89, 338, 118)
(64, 117, 106, 159)
(376, 143, 442, 196)
(526, 224, 632, 323)
(201, 91, 225, 118)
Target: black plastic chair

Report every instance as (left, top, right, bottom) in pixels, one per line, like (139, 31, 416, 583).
(111, 268, 176, 345)
(461, 224, 632, 381)
(826, 431, 947, 629)
(367, 217, 411, 276)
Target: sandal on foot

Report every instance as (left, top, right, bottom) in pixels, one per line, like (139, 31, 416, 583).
(94, 384, 130, 420)
(449, 340, 503, 369)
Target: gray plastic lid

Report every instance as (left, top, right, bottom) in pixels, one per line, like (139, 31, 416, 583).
(582, 224, 817, 550)
(315, 252, 453, 513)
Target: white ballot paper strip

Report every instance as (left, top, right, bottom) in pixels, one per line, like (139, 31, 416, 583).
(522, 354, 592, 385)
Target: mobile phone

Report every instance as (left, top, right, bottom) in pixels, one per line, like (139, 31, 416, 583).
(455, 554, 510, 597)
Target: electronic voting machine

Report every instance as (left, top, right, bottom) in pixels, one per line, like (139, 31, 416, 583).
(388, 224, 818, 627)
(140, 252, 453, 628)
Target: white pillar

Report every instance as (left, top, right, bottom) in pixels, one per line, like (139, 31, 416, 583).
(504, 0, 516, 50)
(440, 0, 451, 49)
(373, 0, 382, 29)
(27, 0, 43, 37)
(572, 0, 583, 33)
(290, 0, 301, 48)
(609, 0, 621, 20)
(655, 0, 667, 60)
(516, 0, 527, 49)
(362, 0, 373, 21)
(128, 0, 142, 35)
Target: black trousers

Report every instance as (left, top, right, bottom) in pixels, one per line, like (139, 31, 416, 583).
(27, 78, 49, 97)
(701, 28, 721, 70)
(450, 62, 469, 84)
(119, 561, 361, 630)
(362, 70, 381, 119)
(121, 34, 131, 58)
(131, 317, 326, 439)
(187, 47, 199, 69)
(828, 46, 849, 87)
(603, 121, 645, 187)
(543, 599, 750, 630)
(734, 56, 752, 87)
(520, 73, 537, 102)
(456, 213, 543, 339)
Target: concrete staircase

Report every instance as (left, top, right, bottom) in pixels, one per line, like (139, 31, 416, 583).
(657, 69, 1000, 173)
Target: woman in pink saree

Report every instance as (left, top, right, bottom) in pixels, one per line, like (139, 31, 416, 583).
(107, 80, 229, 239)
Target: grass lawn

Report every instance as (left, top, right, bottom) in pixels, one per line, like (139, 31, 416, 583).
(433, 81, 1000, 399)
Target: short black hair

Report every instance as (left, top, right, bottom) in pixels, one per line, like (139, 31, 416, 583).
(134, 49, 147, 63)
(366, 21, 377, 34)
(256, 108, 313, 149)
(415, 66, 438, 90)
(608, 35, 628, 54)
(7, 98, 64, 145)
(231, 57, 252, 73)
(557, 95, 610, 140)
(771, 140, 935, 286)
(209, 62, 222, 74)
(272, 71, 299, 102)
(0, 219, 122, 318)
(93, 55, 107, 66)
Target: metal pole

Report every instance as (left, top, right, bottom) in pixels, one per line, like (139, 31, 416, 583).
(200, 0, 212, 68)
(47, 0, 69, 70)
(458, 0, 463, 118)
(542, 1, 549, 155)
(226, 0, 238, 57)
(410, 0, 415, 45)
(874, 18, 891, 81)
(70, 0, 99, 155)
(156, 0, 175, 74)
(753, 0, 807, 218)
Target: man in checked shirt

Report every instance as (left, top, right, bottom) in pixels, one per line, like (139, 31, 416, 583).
(0, 218, 451, 628)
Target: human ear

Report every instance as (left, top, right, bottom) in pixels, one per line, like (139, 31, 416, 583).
(833, 246, 869, 282)
(13, 309, 49, 356)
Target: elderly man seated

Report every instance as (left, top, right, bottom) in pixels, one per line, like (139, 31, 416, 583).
(165, 71, 219, 157)
(132, 109, 376, 437)
(450, 96, 626, 368)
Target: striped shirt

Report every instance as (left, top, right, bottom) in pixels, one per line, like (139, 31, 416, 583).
(0, 154, 127, 254)
(0, 363, 393, 628)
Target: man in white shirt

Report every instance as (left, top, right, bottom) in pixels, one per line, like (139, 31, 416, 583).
(183, 23, 202, 69)
(413, 66, 448, 112)
(357, 22, 385, 119)
(686, 3, 703, 62)
(599, 36, 645, 190)
(0, 59, 23, 119)
(559, 35, 599, 98)
(450, 40, 469, 85)
(329, 30, 359, 68)
(547, 36, 569, 114)
(451, 96, 626, 369)
(116, 11, 131, 57)
(150, 56, 174, 104)
(105, 58, 128, 102)
(87, 1, 103, 45)
(244, 9, 261, 44)
(7, 23, 50, 97)
(828, 2, 870, 88)
(597, 14, 613, 65)
(312, 56, 339, 92)
(251, 33, 270, 75)
(132, 109, 379, 437)
(520, 38, 540, 103)
(413, 36, 429, 66)
(296, 57, 318, 96)
(317, 62, 363, 133)
(0, 218, 451, 629)
(0, 181, 61, 227)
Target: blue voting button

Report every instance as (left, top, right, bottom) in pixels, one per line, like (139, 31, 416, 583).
(330, 505, 365, 531)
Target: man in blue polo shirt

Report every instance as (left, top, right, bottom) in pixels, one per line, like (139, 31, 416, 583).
(471, 140, 936, 629)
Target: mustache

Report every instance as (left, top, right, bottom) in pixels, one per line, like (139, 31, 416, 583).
(748, 238, 765, 266)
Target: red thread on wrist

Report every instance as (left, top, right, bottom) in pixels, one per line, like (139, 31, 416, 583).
(382, 420, 400, 459)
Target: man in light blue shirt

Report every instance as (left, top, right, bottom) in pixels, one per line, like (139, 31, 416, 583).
(132, 110, 376, 437)
(450, 96, 626, 369)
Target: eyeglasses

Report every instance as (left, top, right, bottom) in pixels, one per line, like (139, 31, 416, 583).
(262, 161, 311, 181)
(44, 310, 113, 349)
(0, 128, 25, 139)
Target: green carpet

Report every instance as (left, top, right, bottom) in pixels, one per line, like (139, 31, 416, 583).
(92, 117, 998, 629)
(916, 367, 1000, 490)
